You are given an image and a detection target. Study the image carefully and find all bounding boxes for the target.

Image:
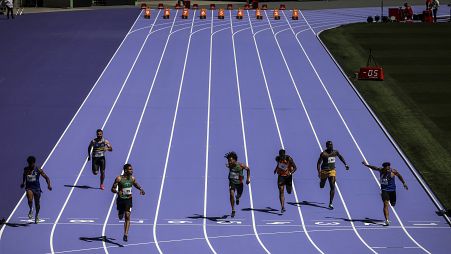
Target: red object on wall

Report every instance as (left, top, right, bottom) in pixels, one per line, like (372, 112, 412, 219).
(358, 67, 384, 81)
(423, 9, 433, 23)
(388, 8, 401, 21)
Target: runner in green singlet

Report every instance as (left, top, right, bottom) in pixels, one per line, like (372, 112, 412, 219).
(111, 163, 145, 242)
(225, 151, 250, 218)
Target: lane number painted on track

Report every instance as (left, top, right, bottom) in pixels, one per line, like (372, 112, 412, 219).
(315, 221, 340, 226)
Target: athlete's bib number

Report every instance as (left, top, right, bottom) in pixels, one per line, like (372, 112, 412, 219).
(27, 175, 36, 182)
(278, 162, 288, 171)
(328, 157, 335, 164)
(229, 172, 240, 180)
(380, 178, 389, 186)
(122, 187, 132, 195)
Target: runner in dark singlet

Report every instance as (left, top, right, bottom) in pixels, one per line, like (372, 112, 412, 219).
(111, 163, 145, 242)
(225, 151, 250, 218)
(362, 161, 408, 226)
(88, 129, 112, 190)
(20, 156, 52, 223)
(317, 141, 349, 209)
(274, 149, 297, 213)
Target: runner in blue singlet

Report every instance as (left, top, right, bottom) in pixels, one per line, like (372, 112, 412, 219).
(20, 156, 52, 223)
(362, 161, 408, 226)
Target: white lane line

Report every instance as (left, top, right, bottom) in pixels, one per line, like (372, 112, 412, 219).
(0, 9, 145, 243)
(229, 9, 271, 254)
(203, 9, 219, 254)
(47, 226, 406, 254)
(152, 9, 198, 254)
(291, 9, 432, 254)
(280, 10, 378, 254)
(49, 10, 161, 254)
(255, 10, 325, 254)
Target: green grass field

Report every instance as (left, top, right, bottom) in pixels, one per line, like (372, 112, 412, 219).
(320, 22, 451, 212)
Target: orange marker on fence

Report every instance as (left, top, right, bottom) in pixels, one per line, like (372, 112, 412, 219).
(292, 9, 299, 20)
(274, 9, 280, 20)
(237, 8, 244, 19)
(163, 8, 170, 19)
(200, 8, 207, 19)
(144, 7, 151, 19)
(218, 8, 225, 19)
(256, 8, 262, 19)
(182, 8, 189, 19)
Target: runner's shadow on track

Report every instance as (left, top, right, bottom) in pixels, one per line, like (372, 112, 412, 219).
(326, 217, 384, 225)
(242, 207, 282, 216)
(288, 201, 330, 210)
(1, 221, 31, 228)
(79, 236, 124, 247)
(187, 214, 229, 221)
(64, 184, 100, 190)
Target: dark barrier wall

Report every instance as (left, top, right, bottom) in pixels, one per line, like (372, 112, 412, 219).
(43, 0, 92, 8)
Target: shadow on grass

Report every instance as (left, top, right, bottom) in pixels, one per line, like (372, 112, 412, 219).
(79, 236, 124, 247)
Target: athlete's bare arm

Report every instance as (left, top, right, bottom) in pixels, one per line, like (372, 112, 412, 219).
(111, 176, 121, 194)
(87, 141, 93, 160)
(39, 169, 52, 190)
(317, 153, 323, 176)
(20, 171, 26, 188)
(132, 177, 145, 195)
(105, 140, 113, 152)
(393, 170, 408, 190)
(361, 162, 381, 171)
(337, 151, 349, 170)
(289, 156, 297, 174)
(240, 163, 251, 184)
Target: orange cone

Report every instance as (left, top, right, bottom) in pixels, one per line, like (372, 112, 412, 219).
(292, 9, 299, 20)
(256, 8, 262, 20)
(144, 7, 151, 19)
(200, 8, 207, 19)
(182, 8, 189, 19)
(237, 8, 243, 19)
(274, 9, 280, 20)
(163, 8, 170, 19)
(218, 8, 225, 19)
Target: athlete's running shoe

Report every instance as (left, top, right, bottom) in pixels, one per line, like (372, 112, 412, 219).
(100, 184, 105, 190)
(281, 207, 286, 213)
(123, 235, 128, 242)
(236, 198, 240, 205)
(35, 215, 39, 224)
(328, 203, 334, 210)
(231, 210, 236, 218)
(384, 220, 390, 226)
(28, 209, 33, 219)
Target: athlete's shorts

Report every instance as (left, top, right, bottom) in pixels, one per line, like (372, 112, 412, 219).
(116, 197, 133, 213)
(278, 175, 293, 194)
(381, 190, 396, 206)
(26, 188, 41, 200)
(92, 156, 106, 174)
(229, 182, 244, 199)
(320, 169, 336, 180)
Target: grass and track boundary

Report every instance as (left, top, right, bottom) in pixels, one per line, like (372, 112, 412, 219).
(320, 22, 451, 218)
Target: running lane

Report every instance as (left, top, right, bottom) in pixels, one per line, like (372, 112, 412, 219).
(0, 11, 150, 254)
(204, 10, 272, 254)
(50, 11, 180, 254)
